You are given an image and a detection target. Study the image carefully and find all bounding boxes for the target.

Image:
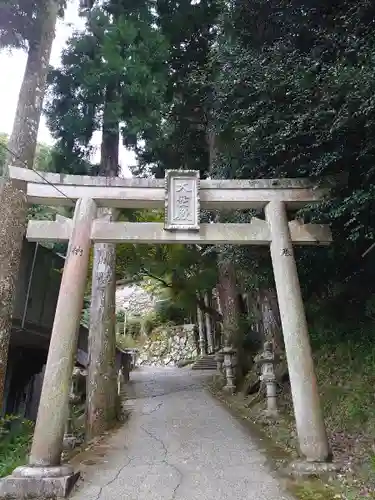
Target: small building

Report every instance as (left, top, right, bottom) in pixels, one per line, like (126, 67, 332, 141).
(2, 241, 88, 420)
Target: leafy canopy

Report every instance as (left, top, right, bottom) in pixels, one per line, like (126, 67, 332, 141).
(0, 0, 65, 49)
(45, 0, 168, 172)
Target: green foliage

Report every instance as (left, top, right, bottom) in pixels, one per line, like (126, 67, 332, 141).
(0, 0, 36, 48)
(9, 0, 375, 493)
(319, 345, 375, 429)
(116, 309, 125, 324)
(290, 482, 340, 500)
(116, 333, 137, 349)
(0, 416, 33, 478)
(0, 133, 59, 174)
(154, 298, 189, 325)
(124, 315, 142, 338)
(306, 312, 375, 433)
(113, 208, 219, 320)
(81, 305, 90, 329)
(209, 0, 375, 301)
(0, 0, 65, 49)
(43, 0, 221, 322)
(45, 0, 168, 171)
(305, 317, 375, 494)
(135, 0, 219, 178)
(140, 310, 162, 336)
(1, 133, 78, 258)
(117, 297, 191, 339)
(116, 221, 218, 317)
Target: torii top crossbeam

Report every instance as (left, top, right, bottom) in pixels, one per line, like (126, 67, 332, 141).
(10, 166, 328, 210)
(9, 166, 332, 246)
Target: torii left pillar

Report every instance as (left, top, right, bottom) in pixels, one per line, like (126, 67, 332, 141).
(0, 198, 97, 499)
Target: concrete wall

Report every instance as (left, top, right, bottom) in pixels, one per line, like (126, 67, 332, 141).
(12, 242, 64, 331)
(3, 241, 90, 419)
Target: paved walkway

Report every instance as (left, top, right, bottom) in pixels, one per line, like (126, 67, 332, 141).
(70, 367, 294, 500)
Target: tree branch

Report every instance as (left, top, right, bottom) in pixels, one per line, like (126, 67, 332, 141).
(139, 268, 223, 321)
(116, 277, 141, 286)
(139, 268, 173, 288)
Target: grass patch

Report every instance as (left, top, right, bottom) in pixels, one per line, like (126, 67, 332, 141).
(315, 338, 375, 498)
(207, 380, 343, 499)
(208, 319, 375, 499)
(289, 481, 342, 500)
(317, 342, 375, 432)
(0, 416, 33, 477)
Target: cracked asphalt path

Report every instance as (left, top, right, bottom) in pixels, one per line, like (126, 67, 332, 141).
(70, 366, 294, 500)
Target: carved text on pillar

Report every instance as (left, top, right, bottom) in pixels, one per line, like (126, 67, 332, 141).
(281, 247, 292, 257)
(164, 170, 200, 231)
(71, 246, 84, 256)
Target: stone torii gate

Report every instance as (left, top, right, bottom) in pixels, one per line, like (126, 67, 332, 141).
(1, 167, 333, 498)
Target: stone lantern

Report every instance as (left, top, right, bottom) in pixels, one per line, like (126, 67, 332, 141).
(223, 346, 237, 393)
(255, 341, 279, 418)
(214, 350, 224, 374)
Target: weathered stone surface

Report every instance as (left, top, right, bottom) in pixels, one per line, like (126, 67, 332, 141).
(9, 166, 323, 189)
(86, 208, 117, 441)
(116, 285, 156, 316)
(27, 220, 333, 246)
(164, 169, 200, 231)
(0, 471, 79, 499)
(10, 166, 329, 212)
(29, 198, 97, 467)
(265, 200, 330, 462)
(137, 325, 198, 367)
(284, 459, 341, 478)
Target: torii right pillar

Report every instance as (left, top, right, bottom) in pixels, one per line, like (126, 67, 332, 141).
(265, 201, 331, 464)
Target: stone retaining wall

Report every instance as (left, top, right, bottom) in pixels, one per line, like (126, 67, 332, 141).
(137, 324, 198, 366)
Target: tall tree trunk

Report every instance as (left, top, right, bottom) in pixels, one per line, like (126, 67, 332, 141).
(259, 287, 283, 353)
(217, 258, 241, 346)
(204, 291, 215, 353)
(243, 290, 264, 347)
(244, 291, 260, 333)
(212, 287, 223, 349)
(0, 0, 58, 408)
(217, 256, 246, 381)
(86, 84, 119, 440)
(5, 0, 58, 172)
(208, 125, 246, 379)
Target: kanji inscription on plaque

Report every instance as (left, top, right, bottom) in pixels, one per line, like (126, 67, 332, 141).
(164, 170, 200, 231)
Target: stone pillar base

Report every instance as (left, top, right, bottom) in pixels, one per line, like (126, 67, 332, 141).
(0, 466, 79, 499)
(223, 384, 235, 394)
(262, 409, 279, 419)
(284, 459, 340, 478)
(63, 435, 77, 451)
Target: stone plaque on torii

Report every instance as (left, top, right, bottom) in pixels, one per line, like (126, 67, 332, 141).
(164, 169, 200, 231)
(0, 166, 334, 498)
